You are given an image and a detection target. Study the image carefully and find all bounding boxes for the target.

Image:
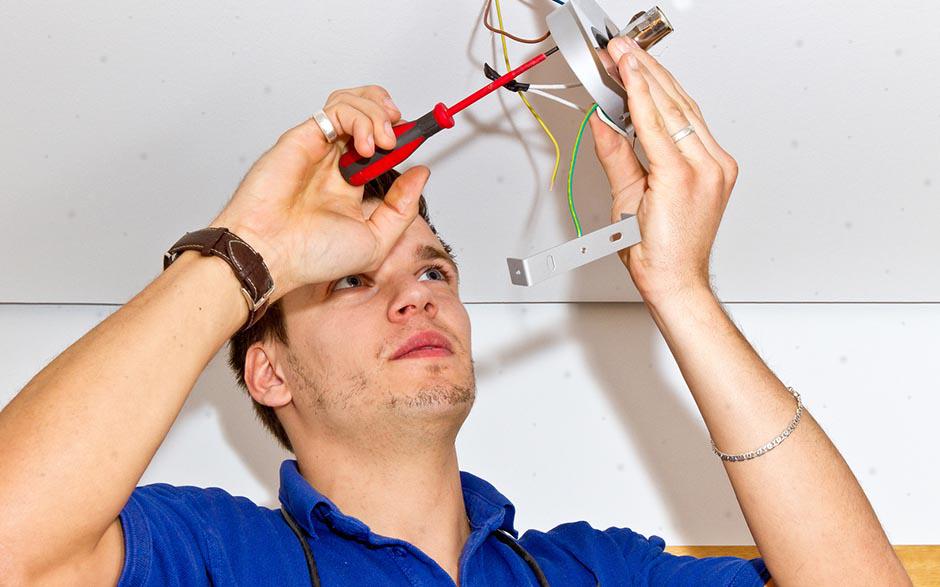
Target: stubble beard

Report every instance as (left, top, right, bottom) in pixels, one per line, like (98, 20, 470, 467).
(286, 349, 477, 417)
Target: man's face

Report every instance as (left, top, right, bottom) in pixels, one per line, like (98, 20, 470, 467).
(276, 198, 475, 437)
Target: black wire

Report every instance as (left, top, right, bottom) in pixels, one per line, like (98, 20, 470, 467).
(282, 506, 549, 586)
(281, 508, 322, 587)
(493, 529, 551, 587)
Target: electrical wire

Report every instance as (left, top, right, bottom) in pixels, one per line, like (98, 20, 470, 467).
(527, 88, 585, 112)
(493, 0, 561, 190)
(548, 0, 565, 4)
(484, 0, 551, 44)
(526, 82, 582, 90)
(567, 103, 598, 237)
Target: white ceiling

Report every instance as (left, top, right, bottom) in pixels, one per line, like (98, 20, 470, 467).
(3, 0, 938, 303)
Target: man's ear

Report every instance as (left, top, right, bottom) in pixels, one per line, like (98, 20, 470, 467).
(244, 342, 292, 408)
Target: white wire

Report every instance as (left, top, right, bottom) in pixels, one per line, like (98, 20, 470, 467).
(526, 88, 585, 112)
(526, 82, 582, 90)
(525, 90, 633, 140)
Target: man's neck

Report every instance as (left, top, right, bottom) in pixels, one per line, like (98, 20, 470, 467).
(295, 435, 470, 583)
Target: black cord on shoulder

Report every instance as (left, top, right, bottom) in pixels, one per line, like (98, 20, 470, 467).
(493, 529, 551, 587)
(281, 508, 322, 587)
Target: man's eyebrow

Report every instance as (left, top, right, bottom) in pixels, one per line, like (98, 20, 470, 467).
(415, 244, 459, 278)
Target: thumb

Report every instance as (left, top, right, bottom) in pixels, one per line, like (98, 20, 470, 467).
(366, 166, 430, 256)
(588, 113, 646, 196)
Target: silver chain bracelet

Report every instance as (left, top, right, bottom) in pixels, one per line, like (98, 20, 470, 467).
(710, 386, 803, 462)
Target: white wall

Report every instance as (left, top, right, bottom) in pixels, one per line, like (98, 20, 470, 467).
(3, 301, 938, 544)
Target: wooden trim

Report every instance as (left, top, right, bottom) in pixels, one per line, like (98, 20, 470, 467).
(664, 545, 939, 585)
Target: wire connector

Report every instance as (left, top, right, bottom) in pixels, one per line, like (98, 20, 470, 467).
(483, 63, 529, 92)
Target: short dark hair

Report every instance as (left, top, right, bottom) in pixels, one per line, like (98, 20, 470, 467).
(226, 169, 455, 452)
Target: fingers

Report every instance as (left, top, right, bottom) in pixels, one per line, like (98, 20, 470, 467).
(353, 85, 402, 123)
(605, 38, 687, 173)
(326, 85, 402, 126)
(638, 64, 712, 164)
(661, 68, 704, 121)
(616, 42, 739, 195)
(366, 166, 431, 264)
(324, 88, 402, 157)
(276, 85, 402, 161)
(328, 102, 373, 156)
(587, 111, 646, 198)
(607, 37, 710, 167)
(633, 52, 703, 121)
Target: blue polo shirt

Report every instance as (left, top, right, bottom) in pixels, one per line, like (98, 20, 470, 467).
(118, 460, 770, 586)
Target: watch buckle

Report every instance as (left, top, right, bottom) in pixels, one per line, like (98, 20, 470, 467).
(241, 282, 275, 312)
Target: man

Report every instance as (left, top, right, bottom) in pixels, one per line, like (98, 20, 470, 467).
(0, 37, 909, 585)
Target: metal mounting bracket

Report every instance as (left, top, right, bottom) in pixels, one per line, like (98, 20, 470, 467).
(507, 213, 640, 286)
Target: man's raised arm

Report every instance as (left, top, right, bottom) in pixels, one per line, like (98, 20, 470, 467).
(589, 37, 909, 585)
(0, 85, 426, 584)
(0, 251, 250, 584)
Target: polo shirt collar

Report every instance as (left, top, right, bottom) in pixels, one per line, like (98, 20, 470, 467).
(459, 469, 519, 538)
(277, 460, 518, 542)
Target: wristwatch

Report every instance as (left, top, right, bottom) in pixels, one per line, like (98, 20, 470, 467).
(163, 227, 275, 331)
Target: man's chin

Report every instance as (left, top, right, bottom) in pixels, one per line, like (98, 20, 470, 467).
(382, 356, 476, 413)
(382, 378, 476, 414)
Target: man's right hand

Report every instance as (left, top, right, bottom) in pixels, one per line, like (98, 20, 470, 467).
(209, 85, 431, 300)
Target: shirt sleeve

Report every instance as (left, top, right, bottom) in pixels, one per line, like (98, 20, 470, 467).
(117, 483, 295, 587)
(604, 526, 771, 586)
(117, 484, 219, 586)
(521, 521, 771, 586)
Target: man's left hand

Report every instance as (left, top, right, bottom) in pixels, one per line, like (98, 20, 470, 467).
(589, 36, 739, 304)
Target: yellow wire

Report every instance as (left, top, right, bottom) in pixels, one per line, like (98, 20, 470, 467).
(493, 0, 561, 191)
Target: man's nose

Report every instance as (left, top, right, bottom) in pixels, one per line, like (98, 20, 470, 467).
(388, 277, 438, 322)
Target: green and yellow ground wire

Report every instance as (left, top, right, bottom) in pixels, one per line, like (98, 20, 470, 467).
(567, 103, 598, 238)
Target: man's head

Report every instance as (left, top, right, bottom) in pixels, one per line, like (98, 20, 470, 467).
(227, 169, 475, 453)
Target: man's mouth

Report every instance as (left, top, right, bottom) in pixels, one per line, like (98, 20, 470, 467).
(397, 346, 453, 359)
(392, 330, 454, 360)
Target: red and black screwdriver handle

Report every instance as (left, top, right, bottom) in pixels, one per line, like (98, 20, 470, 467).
(338, 103, 454, 187)
(337, 47, 554, 186)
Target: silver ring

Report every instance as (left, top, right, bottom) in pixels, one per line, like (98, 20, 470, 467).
(312, 109, 337, 144)
(670, 124, 695, 144)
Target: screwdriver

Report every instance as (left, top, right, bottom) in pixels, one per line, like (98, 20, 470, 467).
(339, 47, 558, 186)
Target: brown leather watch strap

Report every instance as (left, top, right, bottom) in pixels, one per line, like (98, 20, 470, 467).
(163, 227, 275, 331)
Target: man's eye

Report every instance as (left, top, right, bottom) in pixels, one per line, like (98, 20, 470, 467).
(418, 266, 450, 282)
(332, 265, 451, 293)
(332, 275, 366, 291)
